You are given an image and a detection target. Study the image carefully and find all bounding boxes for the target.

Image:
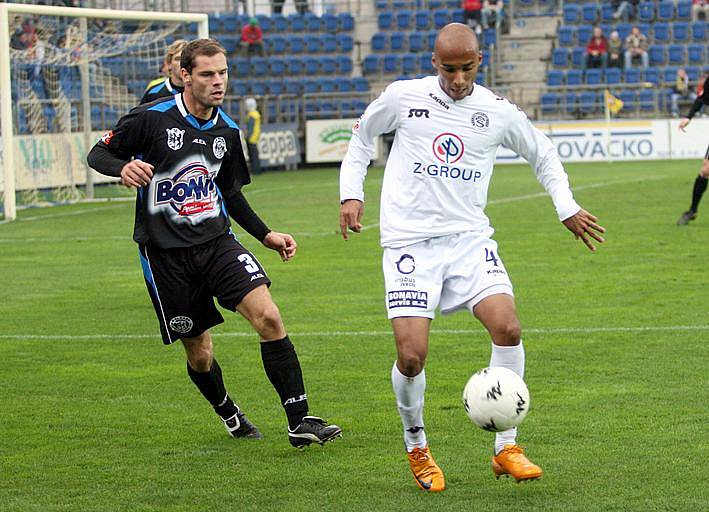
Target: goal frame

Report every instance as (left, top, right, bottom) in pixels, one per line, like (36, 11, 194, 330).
(0, 2, 209, 220)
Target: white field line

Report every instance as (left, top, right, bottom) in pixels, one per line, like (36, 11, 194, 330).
(1, 325, 707, 341)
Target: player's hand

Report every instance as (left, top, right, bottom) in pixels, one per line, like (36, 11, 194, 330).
(263, 231, 297, 262)
(562, 208, 606, 252)
(120, 159, 154, 188)
(678, 118, 690, 132)
(339, 199, 364, 240)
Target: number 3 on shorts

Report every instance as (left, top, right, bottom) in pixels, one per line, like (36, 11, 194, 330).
(238, 253, 260, 273)
(484, 248, 499, 267)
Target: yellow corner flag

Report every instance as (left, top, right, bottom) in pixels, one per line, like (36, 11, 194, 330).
(604, 89, 623, 115)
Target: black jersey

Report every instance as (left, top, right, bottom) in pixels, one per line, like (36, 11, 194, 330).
(687, 75, 709, 120)
(91, 93, 251, 249)
(140, 78, 184, 105)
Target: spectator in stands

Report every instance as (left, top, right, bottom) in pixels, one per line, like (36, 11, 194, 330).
(271, 0, 285, 15)
(481, 0, 503, 29)
(245, 97, 262, 175)
(462, 0, 483, 35)
(584, 26, 608, 69)
(607, 30, 623, 69)
(692, 0, 709, 21)
(240, 17, 265, 58)
(624, 26, 649, 69)
(671, 68, 698, 118)
(295, 0, 310, 14)
(612, 0, 639, 22)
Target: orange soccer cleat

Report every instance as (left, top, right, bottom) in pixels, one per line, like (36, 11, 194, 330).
(407, 446, 446, 492)
(492, 444, 543, 482)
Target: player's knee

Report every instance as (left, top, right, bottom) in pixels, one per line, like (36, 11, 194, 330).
(493, 319, 522, 346)
(252, 302, 284, 338)
(397, 351, 426, 376)
(186, 345, 213, 371)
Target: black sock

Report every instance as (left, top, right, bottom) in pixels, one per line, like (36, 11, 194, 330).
(187, 359, 238, 420)
(260, 336, 308, 429)
(690, 175, 708, 213)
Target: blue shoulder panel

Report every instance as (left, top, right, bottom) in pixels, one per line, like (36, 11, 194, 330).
(219, 108, 240, 129)
(148, 98, 177, 112)
(148, 82, 166, 94)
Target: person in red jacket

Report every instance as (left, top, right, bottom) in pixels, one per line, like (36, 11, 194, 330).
(584, 26, 608, 69)
(462, 0, 483, 34)
(240, 17, 265, 57)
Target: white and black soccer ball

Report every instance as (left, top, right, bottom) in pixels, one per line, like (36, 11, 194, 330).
(462, 367, 530, 432)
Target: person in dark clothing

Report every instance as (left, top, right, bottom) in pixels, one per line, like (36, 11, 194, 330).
(140, 39, 187, 105)
(86, 39, 341, 447)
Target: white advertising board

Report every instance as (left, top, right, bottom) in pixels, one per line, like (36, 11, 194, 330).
(305, 118, 379, 164)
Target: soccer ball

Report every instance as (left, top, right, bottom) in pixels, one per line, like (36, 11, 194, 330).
(462, 367, 530, 432)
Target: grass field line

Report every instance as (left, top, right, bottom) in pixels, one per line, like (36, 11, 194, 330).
(2, 324, 707, 340)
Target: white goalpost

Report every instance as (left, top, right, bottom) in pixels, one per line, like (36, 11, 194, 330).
(0, 3, 209, 221)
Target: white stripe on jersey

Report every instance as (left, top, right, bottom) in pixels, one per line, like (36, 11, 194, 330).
(340, 76, 580, 248)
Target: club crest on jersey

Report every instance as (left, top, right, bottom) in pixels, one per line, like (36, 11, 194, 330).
(166, 128, 185, 151)
(213, 137, 226, 159)
(155, 162, 218, 216)
(169, 316, 193, 334)
(395, 254, 415, 274)
(472, 112, 490, 130)
(432, 133, 465, 164)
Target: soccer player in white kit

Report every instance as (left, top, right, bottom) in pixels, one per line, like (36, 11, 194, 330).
(339, 23, 605, 492)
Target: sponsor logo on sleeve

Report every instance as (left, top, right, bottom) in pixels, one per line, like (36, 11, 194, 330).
(388, 290, 428, 309)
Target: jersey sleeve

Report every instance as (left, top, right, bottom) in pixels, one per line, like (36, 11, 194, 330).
(86, 105, 150, 177)
(501, 104, 580, 221)
(340, 83, 402, 202)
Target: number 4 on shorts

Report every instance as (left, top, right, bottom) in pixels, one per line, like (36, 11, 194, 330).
(485, 248, 499, 267)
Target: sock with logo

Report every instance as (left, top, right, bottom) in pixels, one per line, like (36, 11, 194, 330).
(392, 362, 427, 452)
(489, 342, 525, 454)
(690, 175, 708, 213)
(260, 336, 308, 429)
(187, 359, 238, 420)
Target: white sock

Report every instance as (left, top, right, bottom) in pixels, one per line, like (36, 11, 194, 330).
(391, 362, 427, 452)
(489, 342, 525, 454)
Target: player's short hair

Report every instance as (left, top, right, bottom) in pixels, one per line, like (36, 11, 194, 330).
(180, 39, 227, 74)
(164, 39, 188, 65)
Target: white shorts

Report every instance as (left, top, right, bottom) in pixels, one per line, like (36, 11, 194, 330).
(382, 232, 514, 319)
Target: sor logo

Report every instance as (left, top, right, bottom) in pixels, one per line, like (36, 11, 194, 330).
(408, 108, 430, 118)
(395, 254, 415, 274)
(432, 133, 465, 164)
(169, 316, 193, 334)
(166, 128, 185, 151)
(155, 163, 217, 216)
(471, 112, 490, 130)
(213, 137, 227, 159)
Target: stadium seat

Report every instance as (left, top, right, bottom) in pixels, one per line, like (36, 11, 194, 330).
(564, 92, 579, 115)
(563, 4, 581, 24)
(616, 23, 632, 41)
(288, 35, 305, 54)
(383, 54, 401, 73)
(619, 89, 638, 111)
(668, 44, 685, 64)
(676, 0, 692, 20)
(233, 58, 250, 77)
(419, 53, 434, 74)
(372, 32, 387, 52)
(249, 79, 267, 96)
(624, 67, 642, 83)
(363, 54, 381, 74)
(657, 1, 674, 21)
(585, 68, 603, 85)
(552, 48, 569, 68)
(644, 67, 660, 84)
(483, 28, 496, 48)
(321, 78, 337, 93)
(303, 56, 320, 75)
(270, 36, 288, 55)
(653, 22, 670, 43)
(409, 32, 425, 52)
(323, 13, 338, 32)
(378, 12, 394, 30)
(390, 32, 406, 51)
(321, 56, 337, 74)
(541, 92, 559, 114)
(673, 22, 689, 42)
(638, 89, 656, 111)
(686, 66, 701, 82)
(322, 34, 337, 53)
(338, 12, 355, 31)
(547, 70, 564, 86)
(401, 53, 418, 75)
(286, 56, 303, 75)
(397, 10, 413, 29)
(305, 13, 321, 32)
(336, 34, 354, 52)
(272, 15, 288, 33)
(690, 22, 707, 42)
(303, 79, 320, 93)
(558, 26, 576, 47)
(582, 4, 598, 24)
(648, 45, 666, 66)
(306, 38, 322, 54)
(688, 44, 705, 64)
(231, 79, 249, 96)
(637, 2, 655, 21)
(579, 91, 598, 113)
(267, 80, 285, 95)
(427, 30, 438, 51)
(577, 25, 593, 45)
(566, 69, 583, 85)
(336, 55, 353, 74)
(352, 76, 370, 92)
(605, 67, 622, 84)
(571, 47, 586, 67)
(250, 57, 268, 76)
(254, 15, 271, 31)
(600, 3, 615, 22)
(288, 13, 304, 32)
(662, 66, 679, 84)
(415, 11, 431, 30)
(269, 57, 286, 75)
(283, 78, 303, 95)
(433, 9, 449, 28)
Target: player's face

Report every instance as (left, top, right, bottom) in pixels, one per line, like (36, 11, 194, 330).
(432, 49, 482, 101)
(184, 53, 228, 109)
(169, 51, 183, 87)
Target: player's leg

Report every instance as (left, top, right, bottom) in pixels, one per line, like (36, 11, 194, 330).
(473, 294, 542, 481)
(677, 152, 709, 225)
(182, 330, 262, 439)
(235, 284, 342, 447)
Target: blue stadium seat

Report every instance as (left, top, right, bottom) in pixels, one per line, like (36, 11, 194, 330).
(402, 53, 418, 75)
(564, 92, 579, 115)
(451, 8, 465, 23)
(416, 11, 431, 30)
(233, 58, 250, 77)
(657, 1, 674, 21)
(662, 66, 679, 84)
(352, 77, 370, 92)
(223, 14, 239, 33)
(616, 23, 632, 40)
(286, 57, 303, 75)
(322, 34, 337, 53)
(267, 80, 285, 95)
(270, 36, 288, 54)
(639, 89, 656, 111)
(648, 45, 666, 66)
(686, 66, 701, 82)
(579, 91, 598, 113)
(383, 54, 401, 73)
(653, 22, 670, 42)
(305, 13, 321, 32)
(644, 67, 660, 84)
(289, 14, 305, 32)
(390, 32, 406, 51)
(483, 28, 496, 48)
(336, 34, 354, 52)
(249, 79, 267, 96)
(691, 22, 707, 41)
(397, 10, 413, 29)
(673, 22, 689, 42)
(577, 25, 593, 45)
(558, 26, 576, 47)
(585, 68, 603, 85)
(336, 55, 353, 73)
(571, 47, 586, 67)
(272, 15, 288, 32)
(619, 90, 638, 111)
(306, 38, 322, 53)
(284, 78, 303, 95)
(323, 13, 338, 32)
(547, 70, 564, 86)
(231, 79, 249, 96)
(541, 92, 560, 114)
(269, 57, 286, 75)
(605, 67, 622, 84)
(566, 69, 583, 85)
(637, 2, 655, 22)
(433, 9, 449, 29)
(475, 71, 485, 85)
(563, 4, 581, 24)
(321, 78, 337, 93)
(688, 44, 705, 64)
(624, 67, 642, 83)
(372, 32, 387, 52)
(668, 44, 685, 64)
(363, 55, 381, 74)
(378, 12, 394, 30)
(427, 30, 438, 51)
(255, 15, 271, 31)
(338, 12, 355, 31)
(419, 53, 434, 74)
(600, 3, 615, 22)
(552, 48, 569, 68)
(321, 56, 337, 74)
(303, 56, 320, 75)
(288, 35, 305, 54)
(582, 4, 598, 23)
(250, 57, 268, 76)
(677, 0, 692, 20)
(408, 32, 424, 52)
(303, 79, 320, 93)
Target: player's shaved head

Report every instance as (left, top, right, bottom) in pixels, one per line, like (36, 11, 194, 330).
(432, 23, 482, 101)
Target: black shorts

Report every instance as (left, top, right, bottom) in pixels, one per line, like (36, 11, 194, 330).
(138, 233, 271, 344)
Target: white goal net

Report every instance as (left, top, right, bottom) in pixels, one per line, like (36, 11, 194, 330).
(0, 3, 208, 220)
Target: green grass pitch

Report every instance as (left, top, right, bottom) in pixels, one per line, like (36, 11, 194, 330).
(1, 160, 707, 511)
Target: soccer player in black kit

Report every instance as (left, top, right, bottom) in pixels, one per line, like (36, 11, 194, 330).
(87, 39, 342, 448)
(677, 72, 709, 225)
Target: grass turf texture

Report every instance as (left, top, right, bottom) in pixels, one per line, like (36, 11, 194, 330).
(1, 160, 707, 511)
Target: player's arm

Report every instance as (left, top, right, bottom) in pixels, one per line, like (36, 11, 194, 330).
(679, 76, 709, 132)
(501, 105, 605, 252)
(86, 106, 153, 188)
(339, 83, 401, 239)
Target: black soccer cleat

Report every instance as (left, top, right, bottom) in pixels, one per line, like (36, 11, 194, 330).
(288, 416, 342, 448)
(223, 410, 263, 439)
(677, 210, 697, 225)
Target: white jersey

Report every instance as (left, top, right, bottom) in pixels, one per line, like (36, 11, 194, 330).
(340, 76, 580, 248)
